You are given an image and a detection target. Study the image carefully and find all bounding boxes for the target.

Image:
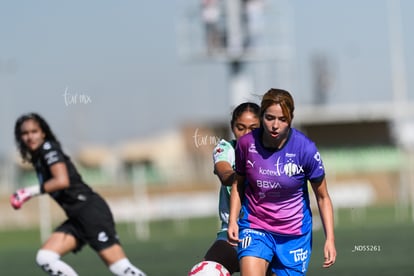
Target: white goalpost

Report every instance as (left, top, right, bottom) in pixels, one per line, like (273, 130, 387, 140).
(39, 195, 52, 243)
(132, 164, 150, 240)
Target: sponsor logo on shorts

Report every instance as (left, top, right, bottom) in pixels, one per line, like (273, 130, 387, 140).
(241, 235, 252, 249)
(77, 194, 87, 201)
(289, 248, 308, 262)
(98, 231, 109, 242)
(241, 229, 265, 236)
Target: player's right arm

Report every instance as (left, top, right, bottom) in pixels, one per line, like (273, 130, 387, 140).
(10, 185, 41, 209)
(214, 161, 235, 187)
(213, 140, 236, 186)
(11, 141, 70, 209)
(227, 174, 245, 245)
(10, 162, 69, 210)
(42, 162, 70, 193)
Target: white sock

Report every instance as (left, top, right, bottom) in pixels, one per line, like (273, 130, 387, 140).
(36, 249, 78, 276)
(109, 258, 147, 276)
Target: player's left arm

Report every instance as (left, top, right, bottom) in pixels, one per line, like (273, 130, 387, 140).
(228, 174, 245, 246)
(311, 177, 336, 268)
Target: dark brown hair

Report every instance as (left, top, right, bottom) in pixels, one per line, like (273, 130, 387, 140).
(14, 113, 61, 162)
(230, 102, 260, 128)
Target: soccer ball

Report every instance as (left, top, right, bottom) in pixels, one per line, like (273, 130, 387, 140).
(188, 261, 231, 276)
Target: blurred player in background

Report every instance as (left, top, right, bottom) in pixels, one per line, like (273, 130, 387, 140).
(201, 0, 224, 54)
(228, 89, 336, 275)
(10, 112, 147, 276)
(193, 102, 263, 274)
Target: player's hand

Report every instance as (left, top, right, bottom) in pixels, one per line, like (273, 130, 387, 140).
(227, 220, 240, 246)
(10, 188, 32, 210)
(323, 239, 336, 268)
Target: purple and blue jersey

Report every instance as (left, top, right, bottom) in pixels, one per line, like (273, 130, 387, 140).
(235, 128, 325, 236)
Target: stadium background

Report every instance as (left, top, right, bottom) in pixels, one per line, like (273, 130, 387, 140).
(1, 0, 414, 275)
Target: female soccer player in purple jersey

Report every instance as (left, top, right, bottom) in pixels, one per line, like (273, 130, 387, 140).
(10, 113, 146, 276)
(228, 89, 336, 275)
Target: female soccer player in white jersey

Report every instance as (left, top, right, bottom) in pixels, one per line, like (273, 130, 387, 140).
(202, 102, 262, 274)
(228, 89, 336, 275)
(10, 113, 147, 276)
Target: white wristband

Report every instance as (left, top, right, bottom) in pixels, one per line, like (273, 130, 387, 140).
(25, 185, 41, 196)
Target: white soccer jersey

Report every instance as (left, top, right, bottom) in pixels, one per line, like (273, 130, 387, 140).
(212, 139, 236, 233)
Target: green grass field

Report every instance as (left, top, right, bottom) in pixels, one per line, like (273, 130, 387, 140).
(1, 206, 413, 275)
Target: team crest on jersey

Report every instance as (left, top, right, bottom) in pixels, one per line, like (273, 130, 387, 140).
(214, 147, 225, 159)
(214, 140, 228, 157)
(43, 142, 52, 150)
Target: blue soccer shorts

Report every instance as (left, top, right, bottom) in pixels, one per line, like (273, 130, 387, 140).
(238, 228, 312, 276)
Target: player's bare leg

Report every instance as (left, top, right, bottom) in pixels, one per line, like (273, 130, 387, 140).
(36, 232, 78, 276)
(240, 256, 269, 276)
(99, 244, 147, 276)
